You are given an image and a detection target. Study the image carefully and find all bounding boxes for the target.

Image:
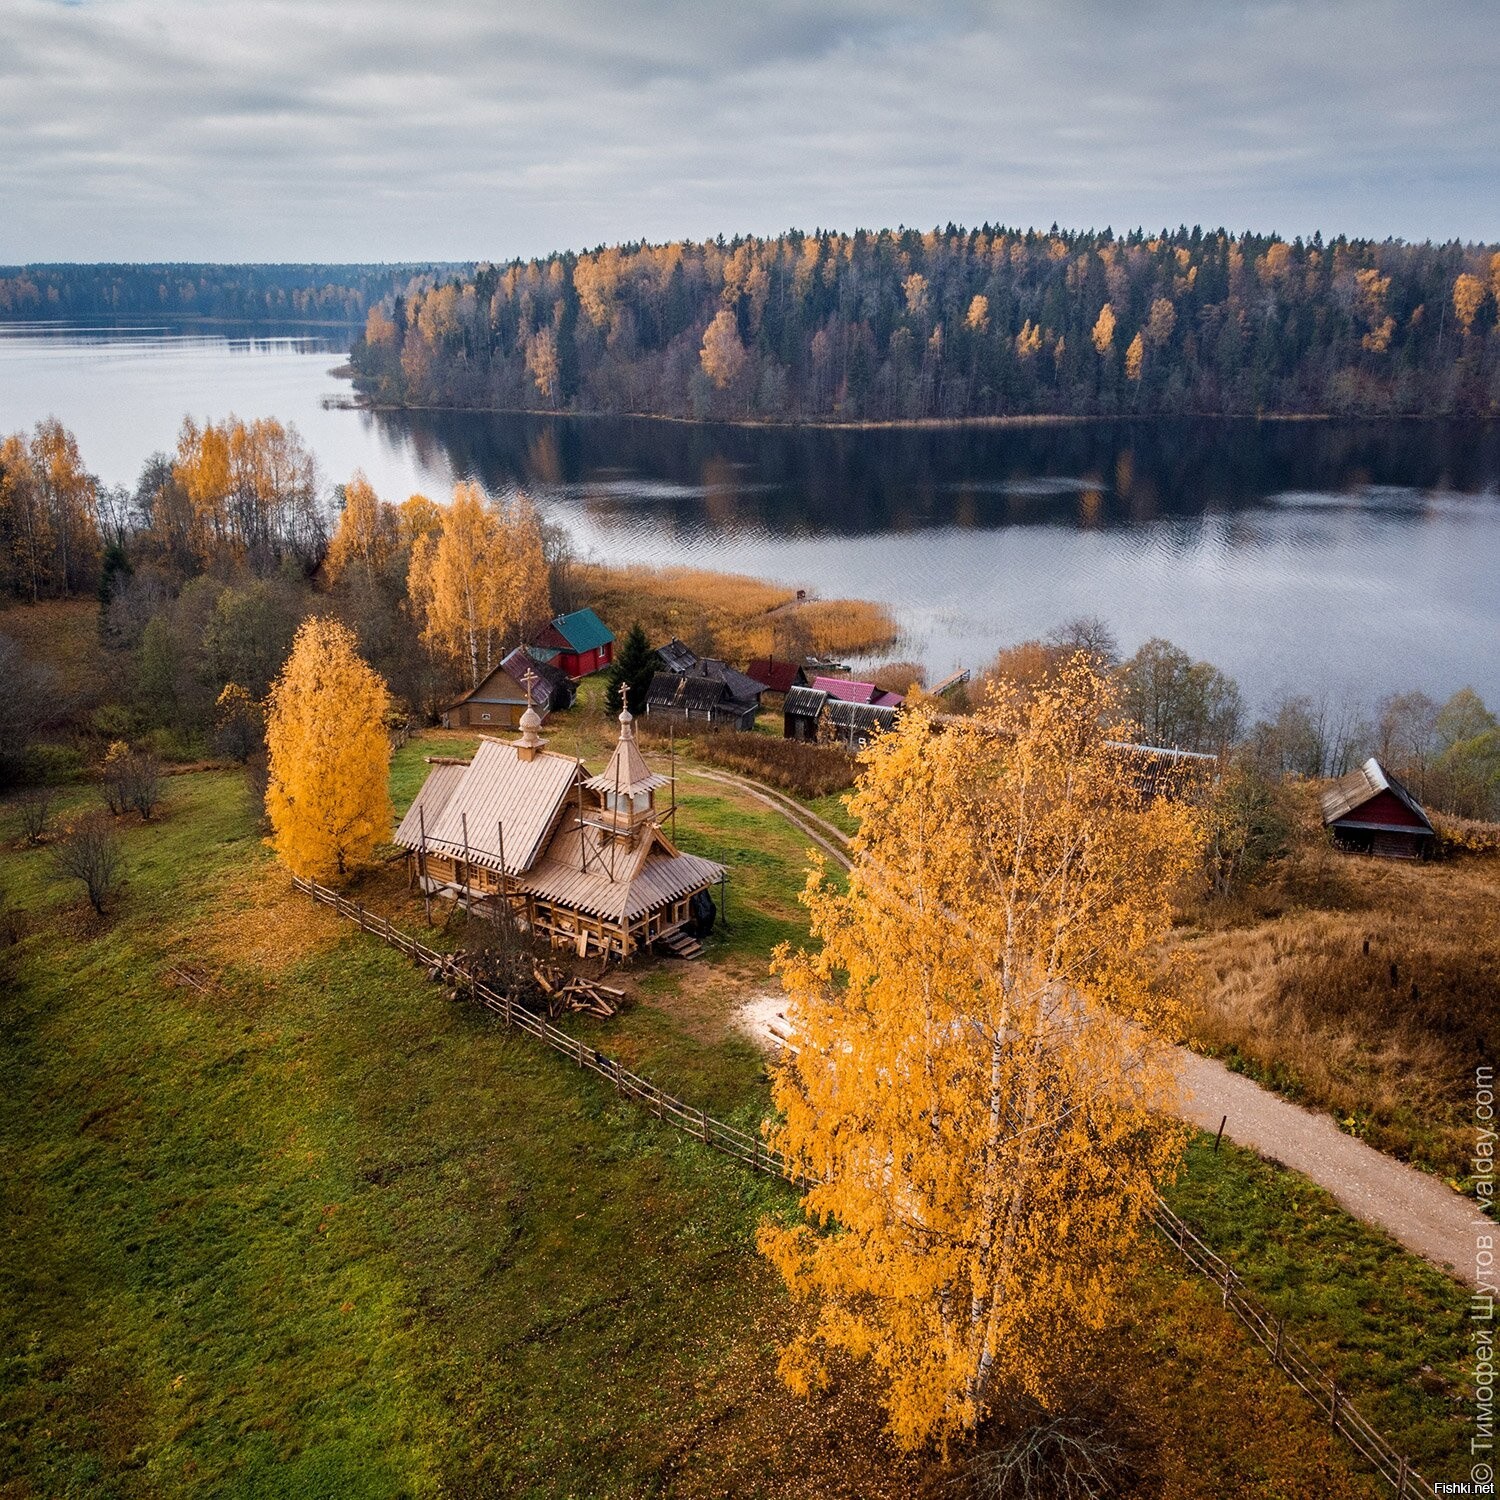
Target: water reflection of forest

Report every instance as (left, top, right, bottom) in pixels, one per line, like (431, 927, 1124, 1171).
(373, 412, 1500, 538)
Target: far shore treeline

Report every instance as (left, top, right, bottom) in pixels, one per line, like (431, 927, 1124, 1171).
(347, 226, 1500, 421)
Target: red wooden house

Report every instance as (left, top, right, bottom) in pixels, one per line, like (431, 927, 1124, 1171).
(1320, 758, 1435, 860)
(530, 608, 615, 680)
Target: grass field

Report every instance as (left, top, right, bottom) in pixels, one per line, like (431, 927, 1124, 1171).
(0, 732, 1476, 1496)
(1178, 785, 1500, 1190)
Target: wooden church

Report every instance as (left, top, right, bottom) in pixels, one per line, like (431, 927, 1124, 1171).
(395, 697, 724, 960)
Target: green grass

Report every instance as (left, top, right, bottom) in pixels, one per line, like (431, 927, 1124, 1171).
(0, 757, 1470, 1496)
(1165, 1137, 1470, 1476)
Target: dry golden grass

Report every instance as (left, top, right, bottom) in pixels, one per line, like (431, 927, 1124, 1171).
(575, 563, 898, 663)
(1178, 786, 1500, 1184)
(0, 597, 110, 707)
(193, 857, 347, 975)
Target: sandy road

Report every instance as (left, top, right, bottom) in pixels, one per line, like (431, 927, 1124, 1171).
(690, 763, 1486, 1285)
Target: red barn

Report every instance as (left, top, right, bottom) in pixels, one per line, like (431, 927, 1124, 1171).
(1320, 758, 1435, 860)
(530, 608, 615, 680)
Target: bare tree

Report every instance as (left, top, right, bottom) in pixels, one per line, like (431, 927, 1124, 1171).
(17, 787, 55, 845)
(53, 815, 123, 915)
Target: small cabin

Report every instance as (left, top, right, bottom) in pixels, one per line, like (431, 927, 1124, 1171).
(783, 684, 899, 749)
(1320, 758, 1435, 860)
(531, 608, 615, 680)
(395, 704, 726, 960)
(441, 663, 535, 730)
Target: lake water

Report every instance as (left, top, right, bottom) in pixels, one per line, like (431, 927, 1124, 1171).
(2, 321, 1497, 710)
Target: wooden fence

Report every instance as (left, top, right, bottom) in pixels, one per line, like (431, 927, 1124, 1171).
(294, 874, 1431, 1497)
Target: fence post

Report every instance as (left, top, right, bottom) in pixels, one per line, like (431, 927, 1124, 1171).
(1273, 1317, 1283, 1364)
(1396, 1456, 1408, 1497)
(1221, 1264, 1232, 1308)
(700, 1108, 709, 1143)
(1329, 1381, 1339, 1430)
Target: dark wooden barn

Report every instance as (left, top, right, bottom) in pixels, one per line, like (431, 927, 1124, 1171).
(502, 646, 577, 713)
(1320, 758, 1435, 860)
(643, 671, 759, 732)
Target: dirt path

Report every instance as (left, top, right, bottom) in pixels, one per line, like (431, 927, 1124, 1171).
(698, 762, 1486, 1286)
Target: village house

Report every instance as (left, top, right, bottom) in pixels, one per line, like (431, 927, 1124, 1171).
(784, 675, 904, 748)
(1321, 757, 1435, 860)
(395, 702, 726, 960)
(502, 646, 577, 713)
(644, 671, 759, 732)
(746, 657, 808, 697)
(440, 662, 535, 730)
(530, 608, 615, 679)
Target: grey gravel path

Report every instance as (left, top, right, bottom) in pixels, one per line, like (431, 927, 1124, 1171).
(698, 764, 1487, 1287)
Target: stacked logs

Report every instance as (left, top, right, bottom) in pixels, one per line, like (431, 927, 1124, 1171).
(530, 960, 625, 1020)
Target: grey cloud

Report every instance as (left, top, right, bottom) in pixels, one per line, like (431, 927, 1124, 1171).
(0, 0, 1495, 261)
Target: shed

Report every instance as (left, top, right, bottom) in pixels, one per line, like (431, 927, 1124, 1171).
(441, 663, 535, 731)
(531, 608, 615, 679)
(1321, 758, 1435, 860)
(824, 699, 900, 750)
(747, 658, 808, 696)
(784, 685, 829, 741)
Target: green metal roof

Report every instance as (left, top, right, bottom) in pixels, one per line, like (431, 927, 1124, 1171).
(551, 608, 613, 653)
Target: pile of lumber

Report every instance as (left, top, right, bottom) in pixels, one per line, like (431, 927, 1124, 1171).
(531, 960, 625, 1019)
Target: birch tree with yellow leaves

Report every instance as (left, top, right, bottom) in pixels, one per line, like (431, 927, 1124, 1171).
(759, 660, 1203, 1450)
(265, 617, 393, 882)
(407, 482, 549, 686)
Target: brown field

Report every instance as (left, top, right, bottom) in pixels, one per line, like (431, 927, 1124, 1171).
(638, 720, 857, 798)
(575, 562, 898, 663)
(1178, 785, 1500, 1187)
(0, 597, 109, 711)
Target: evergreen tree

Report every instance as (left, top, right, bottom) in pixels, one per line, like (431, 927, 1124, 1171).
(605, 621, 658, 716)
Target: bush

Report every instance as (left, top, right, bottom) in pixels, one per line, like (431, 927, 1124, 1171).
(21, 744, 85, 786)
(641, 723, 856, 798)
(1433, 812, 1500, 858)
(88, 703, 135, 741)
(52, 813, 124, 915)
(17, 787, 55, 845)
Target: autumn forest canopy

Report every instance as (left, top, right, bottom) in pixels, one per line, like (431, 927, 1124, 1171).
(349, 226, 1500, 421)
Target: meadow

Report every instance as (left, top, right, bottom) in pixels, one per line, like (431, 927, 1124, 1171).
(0, 708, 1478, 1496)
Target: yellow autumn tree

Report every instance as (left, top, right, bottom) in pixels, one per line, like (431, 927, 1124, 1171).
(758, 660, 1203, 1450)
(1091, 302, 1116, 355)
(1453, 272, 1486, 332)
(325, 470, 398, 588)
(700, 309, 748, 390)
(1125, 331, 1145, 381)
(265, 617, 393, 882)
(407, 482, 549, 686)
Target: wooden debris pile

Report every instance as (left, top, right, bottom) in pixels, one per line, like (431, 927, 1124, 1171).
(531, 959, 626, 1019)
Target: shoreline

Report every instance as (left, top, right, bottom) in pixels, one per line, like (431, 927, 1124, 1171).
(343, 393, 1497, 432)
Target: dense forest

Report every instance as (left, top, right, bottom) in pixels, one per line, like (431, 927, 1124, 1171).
(0, 262, 468, 324)
(349, 225, 1500, 420)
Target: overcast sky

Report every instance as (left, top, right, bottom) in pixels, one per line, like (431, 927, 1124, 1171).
(3, 0, 1497, 264)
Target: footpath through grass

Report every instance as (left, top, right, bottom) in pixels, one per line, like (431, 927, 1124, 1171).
(0, 755, 1469, 1496)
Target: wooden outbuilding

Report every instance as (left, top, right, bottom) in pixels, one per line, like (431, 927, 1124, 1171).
(530, 608, 615, 679)
(1321, 758, 1435, 860)
(441, 662, 535, 730)
(644, 671, 759, 732)
(395, 702, 726, 960)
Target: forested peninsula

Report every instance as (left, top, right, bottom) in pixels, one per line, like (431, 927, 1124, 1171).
(349, 226, 1500, 421)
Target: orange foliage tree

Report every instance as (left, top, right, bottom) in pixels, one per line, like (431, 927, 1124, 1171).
(325, 470, 399, 588)
(758, 662, 1203, 1449)
(407, 482, 549, 687)
(265, 617, 393, 882)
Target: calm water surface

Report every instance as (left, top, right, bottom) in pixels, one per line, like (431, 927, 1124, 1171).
(2, 321, 1497, 708)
